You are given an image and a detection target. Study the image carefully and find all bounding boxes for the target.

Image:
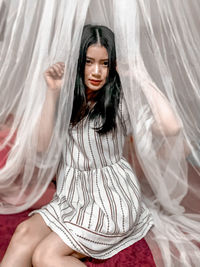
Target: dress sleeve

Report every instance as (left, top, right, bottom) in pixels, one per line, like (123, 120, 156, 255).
(118, 93, 155, 141)
(134, 104, 155, 156)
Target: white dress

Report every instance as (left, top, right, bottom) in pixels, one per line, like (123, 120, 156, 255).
(31, 97, 154, 259)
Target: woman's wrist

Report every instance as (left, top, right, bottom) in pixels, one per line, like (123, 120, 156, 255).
(46, 87, 61, 103)
(47, 86, 61, 95)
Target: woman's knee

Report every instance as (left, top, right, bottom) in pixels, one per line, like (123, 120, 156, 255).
(13, 214, 50, 245)
(5, 219, 35, 258)
(32, 243, 54, 267)
(12, 220, 34, 245)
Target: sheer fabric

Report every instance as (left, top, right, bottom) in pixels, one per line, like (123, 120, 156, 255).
(0, 0, 200, 266)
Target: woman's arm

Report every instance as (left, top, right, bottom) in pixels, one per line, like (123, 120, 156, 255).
(37, 62, 65, 152)
(141, 81, 182, 136)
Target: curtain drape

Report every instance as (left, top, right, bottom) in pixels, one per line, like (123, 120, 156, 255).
(0, 1, 199, 266)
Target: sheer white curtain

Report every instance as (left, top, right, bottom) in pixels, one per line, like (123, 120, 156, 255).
(0, 0, 199, 266)
(0, 0, 91, 211)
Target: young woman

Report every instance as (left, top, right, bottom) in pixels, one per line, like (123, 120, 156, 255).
(1, 25, 180, 267)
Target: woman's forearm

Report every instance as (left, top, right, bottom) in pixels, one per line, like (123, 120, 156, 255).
(37, 88, 60, 152)
(37, 62, 65, 152)
(142, 82, 182, 136)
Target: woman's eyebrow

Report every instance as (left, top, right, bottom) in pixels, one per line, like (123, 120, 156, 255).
(86, 56, 108, 61)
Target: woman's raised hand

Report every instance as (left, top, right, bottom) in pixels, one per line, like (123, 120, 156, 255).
(44, 62, 65, 91)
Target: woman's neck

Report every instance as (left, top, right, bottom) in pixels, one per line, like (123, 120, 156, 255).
(85, 88, 98, 103)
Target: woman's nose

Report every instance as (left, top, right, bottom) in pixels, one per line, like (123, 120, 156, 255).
(92, 64, 101, 76)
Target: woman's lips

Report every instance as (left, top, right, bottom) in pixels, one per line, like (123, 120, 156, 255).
(89, 79, 102, 86)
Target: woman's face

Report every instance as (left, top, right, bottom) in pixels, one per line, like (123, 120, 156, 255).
(84, 44, 109, 92)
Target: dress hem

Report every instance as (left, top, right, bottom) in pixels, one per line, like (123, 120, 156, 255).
(29, 209, 154, 260)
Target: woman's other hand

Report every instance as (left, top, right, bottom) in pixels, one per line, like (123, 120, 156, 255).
(44, 62, 65, 91)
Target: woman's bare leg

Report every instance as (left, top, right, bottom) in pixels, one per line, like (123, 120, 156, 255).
(1, 214, 51, 267)
(32, 231, 87, 267)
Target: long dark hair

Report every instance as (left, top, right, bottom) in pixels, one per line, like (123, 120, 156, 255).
(70, 24, 121, 134)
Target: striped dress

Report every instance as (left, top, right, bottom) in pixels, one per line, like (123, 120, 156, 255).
(32, 96, 154, 259)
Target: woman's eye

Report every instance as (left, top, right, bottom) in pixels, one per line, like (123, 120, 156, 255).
(86, 59, 92, 64)
(103, 61, 109, 66)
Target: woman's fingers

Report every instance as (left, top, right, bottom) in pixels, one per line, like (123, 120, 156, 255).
(46, 62, 65, 78)
(55, 62, 65, 73)
(48, 67, 57, 77)
(53, 63, 65, 76)
(44, 62, 65, 90)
